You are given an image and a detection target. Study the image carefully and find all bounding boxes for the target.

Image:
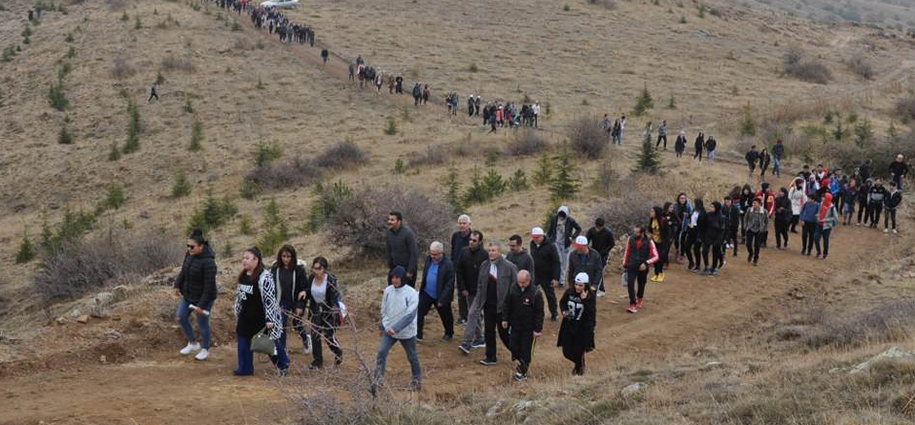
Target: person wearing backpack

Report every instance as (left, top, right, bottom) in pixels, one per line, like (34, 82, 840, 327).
(271, 245, 308, 369)
(815, 193, 839, 260)
(175, 229, 218, 361)
(297, 256, 344, 369)
(234, 247, 283, 376)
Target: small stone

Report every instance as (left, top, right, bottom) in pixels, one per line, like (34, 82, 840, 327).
(486, 401, 504, 417)
(55, 317, 68, 325)
(701, 361, 724, 371)
(76, 315, 89, 324)
(621, 382, 647, 398)
(99, 355, 107, 364)
(69, 309, 82, 318)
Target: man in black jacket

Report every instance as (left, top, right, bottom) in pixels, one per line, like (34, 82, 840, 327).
(530, 227, 560, 322)
(386, 211, 418, 287)
(501, 270, 543, 381)
(585, 218, 614, 295)
(745, 145, 759, 179)
(456, 230, 486, 348)
(547, 205, 581, 285)
(868, 179, 888, 229)
(567, 236, 604, 294)
(417, 242, 455, 342)
(450, 214, 473, 324)
(506, 234, 534, 275)
(889, 154, 908, 190)
(884, 181, 903, 234)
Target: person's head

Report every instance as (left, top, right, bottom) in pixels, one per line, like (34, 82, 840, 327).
(390, 266, 406, 288)
(508, 235, 523, 253)
(574, 235, 589, 254)
(187, 229, 207, 257)
(595, 217, 605, 228)
(777, 139, 783, 145)
(694, 198, 706, 213)
(664, 202, 674, 214)
(752, 198, 761, 210)
(762, 182, 770, 192)
(574, 272, 589, 293)
(277, 245, 297, 269)
(795, 178, 804, 188)
(897, 154, 905, 162)
(632, 224, 646, 237)
(751, 145, 757, 150)
(889, 181, 898, 190)
(387, 211, 403, 230)
(807, 193, 816, 201)
(662, 120, 667, 125)
(518, 270, 532, 289)
(470, 230, 484, 250)
(725, 197, 733, 207)
(876, 178, 883, 186)
(429, 241, 444, 262)
(241, 247, 264, 277)
(557, 207, 568, 219)
(487, 241, 503, 261)
(779, 187, 789, 198)
(651, 206, 662, 219)
(677, 193, 688, 205)
(311, 256, 329, 280)
(457, 214, 472, 233)
(803, 164, 810, 171)
(711, 201, 722, 214)
(531, 227, 545, 244)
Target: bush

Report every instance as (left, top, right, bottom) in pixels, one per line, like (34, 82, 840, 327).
(256, 199, 289, 255)
(568, 116, 607, 159)
(16, 234, 37, 264)
(783, 47, 832, 84)
(894, 94, 915, 121)
(183, 99, 194, 114)
(255, 142, 282, 167)
(306, 180, 355, 233)
(189, 119, 203, 152)
(633, 135, 662, 174)
(550, 149, 581, 201)
(315, 139, 368, 170)
(507, 169, 529, 191)
(247, 156, 323, 190)
(589, 179, 664, 236)
(846, 54, 875, 80)
(740, 105, 757, 137)
(443, 163, 463, 213)
(383, 116, 398, 136)
(533, 152, 553, 186)
(48, 78, 68, 111)
(239, 215, 254, 236)
(239, 178, 261, 199)
(802, 301, 915, 350)
(35, 230, 183, 303)
(853, 117, 873, 148)
(110, 57, 135, 79)
(408, 145, 447, 168)
(65, 32, 74, 43)
(506, 129, 546, 156)
(323, 185, 451, 257)
(161, 55, 195, 72)
(186, 193, 237, 234)
(108, 141, 121, 161)
(96, 182, 127, 214)
(40, 209, 97, 254)
(586, 0, 616, 9)
(633, 84, 654, 116)
(172, 171, 192, 198)
(123, 100, 141, 153)
(58, 125, 73, 144)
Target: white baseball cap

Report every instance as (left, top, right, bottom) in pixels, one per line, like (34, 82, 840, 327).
(575, 272, 589, 284)
(531, 227, 545, 236)
(575, 235, 589, 246)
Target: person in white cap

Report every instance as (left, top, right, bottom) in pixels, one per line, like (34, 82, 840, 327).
(557, 272, 595, 376)
(547, 206, 581, 285)
(622, 224, 660, 314)
(567, 235, 604, 296)
(530, 227, 561, 321)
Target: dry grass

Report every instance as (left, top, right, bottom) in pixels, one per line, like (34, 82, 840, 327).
(110, 58, 136, 79)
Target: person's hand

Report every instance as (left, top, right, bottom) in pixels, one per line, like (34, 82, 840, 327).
(175, 289, 182, 297)
(386, 328, 396, 337)
(534, 332, 542, 338)
(406, 272, 413, 278)
(379, 330, 384, 337)
(266, 322, 275, 330)
(501, 321, 508, 329)
(639, 263, 647, 272)
(297, 291, 307, 300)
(295, 308, 303, 316)
(191, 305, 202, 314)
(562, 311, 569, 318)
(462, 290, 469, 297)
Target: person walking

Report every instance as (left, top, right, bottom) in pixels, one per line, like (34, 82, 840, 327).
(673, 193, 692, 261)
(456, 230, 486, 349)
(506, 234, 534, 275)
(701, 202, 726, 275)
(799, 193, 820, 256)
(233, 247, 283, 376)
(857, 178, 873, 226)
(566, 236, 604, 295)
(789, 177, 806, 233)
(374, 266, 422, 392)
(745, 145, 760, 180)
(647, 207, 670, 282)
(842, 180, 859, 225)
(270, 245, 307, 369)
(868, 179, 888, 229)
(622, 225, 660, 313)
(722, 197, 740, 257)
(530, 227, 561, 322)
(320, 48, 329, 65)
(450, 215, 473, 324)
(884, 181, 902, 234)
(685, 198, 704, 272)
(547, 205, 581, 286)
(774, 188, 792, 249)
(674, 131, 687, 158)
(502, 270, 544, 381)
(814, 193, 838, 259)
(175, 229, 218, 361)
(705, 135, 718, 163)
(297, 256, 344, 369)
(458, 242, 518, 365)
(772, 139, 785, 177)
(744, 199, 768, 266)
(585, 218, 615, 294)
(557, 273, 595, 375)
(759, 148, 771, 181)
(889, 154, 908, 190)
(416, 242, 455, 342)
(693, 132, 705, 162)
(148, 82, 159, 103)
(386, 211, 418, 287)
(656, 120, 668, 150)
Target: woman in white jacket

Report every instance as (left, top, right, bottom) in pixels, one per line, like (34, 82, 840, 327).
(788, 177, 806, 233)
(374, 266, 422, 392)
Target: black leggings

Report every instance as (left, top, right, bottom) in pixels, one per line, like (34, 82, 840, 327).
(626, 268, 648, 305)
(869, 203, 883, 226)
(308, 313, 342, 367)
(746, 231, 762, 262)
(790, 214, 800, 232)
(801, 222, 816, 254)
(701, 243, 713, 269)
(814, 226, 831, 257)
(654, 242, 669, 274)
(857, 200, 869, 224)
(562, 344, 586, 375)
(885, 208, 897, 230)
(775, 219, 789, 248)
(684, 229, 698, 267)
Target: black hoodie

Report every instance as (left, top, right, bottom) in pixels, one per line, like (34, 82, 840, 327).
(175, 245, 218, 309)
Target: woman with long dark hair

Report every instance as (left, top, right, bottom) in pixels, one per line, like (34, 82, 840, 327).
(701, 201, 725, 276)
(648, 206, 670, 282)
(175, 229, 218, 361)
(271, 245, 309, 367)
(233, 247, 283, 376)
(673, 193, 692, 262)
(687, 198, 706, 273)
(663, 202, 678, 270)
(557, 273, 596, 376)
(297, 256, 345, 369)
(622, 225, 660, 313)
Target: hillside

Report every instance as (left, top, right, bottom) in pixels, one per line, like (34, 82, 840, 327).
(1, 0, 914, 423)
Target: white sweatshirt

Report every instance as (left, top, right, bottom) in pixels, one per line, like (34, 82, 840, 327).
(380, 284, 418, 339)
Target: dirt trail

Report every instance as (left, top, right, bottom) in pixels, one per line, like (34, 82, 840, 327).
(1, 174, 901, 424)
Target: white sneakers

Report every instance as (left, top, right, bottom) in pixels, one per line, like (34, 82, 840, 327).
(596, 290, 606, 298)
(194, 349, 209, 361)
(180, 342, 201, 355)
(304, 334, 313, 354)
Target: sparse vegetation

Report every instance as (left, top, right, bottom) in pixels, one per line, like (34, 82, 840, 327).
(633, 132, 662, 174)
(783, 46, 832, 84)
(315, 139, 368, 169)
(894, 94, 915, 122)
(740, 105, 757, 137)
(184, 99, 194, 114)
(186, 192, 238, 234)
(248, 156, 322, 190)
(846, 54, 875, 80)
(58, 125, 73, 144)
(48, 77, 69, 112)
(189, 118, 203, 152)
(239, 178, 261, 200)
(171, 171, 192, 198)
(549, 149, 581, 201)
(16, 234, 37, 264)
(96, 182, 127, 215)
(533, 152, 553, 186)
(161, 55, 195, 72)
(122, 100, 142, 154)
(110, 57, 136, 79)
(256, 199, 289, 255)
(443, 163, 463, 213)
(506, 129, 546, 156)
(108, 141, 121, 161)
(853, 117, 873, 147)
(633, 83, 654, 116)
(254, 142, 283, 167)
(384, 116, 398, 135)
(507, 169, 529, 192)
(568, 116, 607, 159)
(306, 180, 354, 233)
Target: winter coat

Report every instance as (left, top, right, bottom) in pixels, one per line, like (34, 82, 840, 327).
(702, 212, 727, 245)
(456, 246, 487, 296)
(800, 201, 821, 223)
(529, 240, 560, 285)
(547, 206, 582, 248)
(789, 180, 806, 215)
(472, 257, 518, 314)
(175, 245, 218, 309)
(419, 255, 455, 306)
(270, 260, 307, 309)
(506, 249, 535, 277)
(744, 209, 769, 233)
(234, 269, 282, 340)
(298, 272, 344, 325)
(885, 190, 903, 209)
(386, 225, 418, 276)
(567, 247, 604, 289)
(557, 287, 595, 351)
(502, 284, 544, 333)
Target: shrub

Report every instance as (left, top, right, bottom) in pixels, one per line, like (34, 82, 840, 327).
(239, 215, 254, 236)
(134, 15, 142, 29)
(846, 54, 874, 80)
(894, 94, 915, 121)
(533, 152, 553, 186)
(586, 0, 616, 9)
(740, 105, 757, 137)
(506, 129, 546, 156)
(589, 179, 664, 235)
(58, 126, 73, 144)
(462, 167, 490, 206)
(408, 145, 447, 168)
(16, 234, 37, 264)
(783, 47, 832, 84)
(156, 71, 166, 85)
(633, 84, 654, 116)
(160, 55, 195, 72)
(802, 300, 915, 350)
(110, 57, 135, 79)
(96, 182, 127, 214)
(668, 94, 676, 109)
(550, 149, 581, 201)
(394, 158, 406, 174)
(247, 156, 322, 190)
(186, 192, 237, 234)
(183, 99, 194, 114)
(853, 117, 873, 148)
(633, 134, 662, 174)
(108, 141, 121, 161)
(189, 118, 203, 152)
(507, 169, 529, 192)
(2, 46, 15, 62)
(568, 116, 607, 159)
(384, 116, 398, 136)
(48, 78, 68, 111)
(256, 199, 289, 256)
(39, 208, 97, 254)
(306, 180, 355, 233)
(443, 163, 463, 213)
(315, 139, 368, 170)
(121, 11, 129, 21)
(323, 185, 451, 256)
(35, 230, 183, 303)
(482, 169, 506, 198)
(239, 178, 261, 199)
(171, 171, 192, 198)
(123, 100, 141, 153)
(255, 142, 282, 167)
(58, 62, 72, 80)
(468, 62, 479, 73)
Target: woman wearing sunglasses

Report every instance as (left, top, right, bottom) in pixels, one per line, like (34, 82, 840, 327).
(174, 229, 218, 361)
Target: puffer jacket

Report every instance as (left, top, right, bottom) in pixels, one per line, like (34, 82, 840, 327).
(175, 245, 218, 309)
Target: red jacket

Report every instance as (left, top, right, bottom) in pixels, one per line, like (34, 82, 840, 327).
(622, 235, 660, 268)
(755, 190, 775, 216)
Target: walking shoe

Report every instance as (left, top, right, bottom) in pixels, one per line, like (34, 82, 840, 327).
(650, 274, 659, 282)
(856, 222, 861, 226)
(457, 318, 468, 325)
(459, 344, 471, 355)
(411, 381, 422, 392)
(550, 315, 558, 322)
(884, 228, 890, 233)
(893, 229, 898, 234)
(180, 342, 201, 355)
(277, 368, 289, 377)
(657, 272, 665, 282)
(636, 298, 644, 309)
(732, 251, 737, 257)
(471, 340, 486, 349)
(710, 269, 719, 276)
(700, 269, 710, 276)
(627, 304, 638, 314)
(416, 337, 424, 343)
(747, 255, 752, 263)
(308, 363, 323, 370)
(596, 290, 606, 297)
(513, 372, 528, 382)
(194, 348, 209, 361)
(479, 359, 497, 366)
(752, 261, 758, 267)
(441, 334, 453, 342)
(304, 334, 312, 354)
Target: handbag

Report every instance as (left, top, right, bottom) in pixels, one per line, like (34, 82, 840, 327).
(620, 272, 628, 287)
(251, 327, 277, 356)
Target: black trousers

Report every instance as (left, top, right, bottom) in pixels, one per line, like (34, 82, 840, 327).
(310, 312, 342, 367)
(509, 329, 534, 374)
(801, 222, 816, 254)
(458, 292, 469, 322)
(483, 306, 510, 361)
(790, 214, 800, 233)
(656, 134, 667, 149)
(746, 231, 762, 262)
(885, 208, 897, 230)
(858, 199, 869, 224)
(417, 292, 454, 339)
(626, 267, 648, 305)
(775, 219, 790, 248)
(562, 343, 586, 374)
(537, 280, 558, 318)
(869, 203, 883, 226)
(148, 93, 158, 102)
(685, 230, 699, 268)
(654, 242, 669, 274)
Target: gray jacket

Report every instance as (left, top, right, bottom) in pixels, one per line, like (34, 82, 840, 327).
(386, 225, 418, 275)
(505, 249, 534, 279)
(472, 257, 518, 314)
(745, 209, 769, 233)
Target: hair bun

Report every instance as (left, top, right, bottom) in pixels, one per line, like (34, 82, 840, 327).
(191, 229, 203, 237)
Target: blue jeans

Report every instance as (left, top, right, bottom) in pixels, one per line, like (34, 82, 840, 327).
(773, 157, 781, 176)
(270, 312, 290, 370)
(177, 298, 213, 349)
(707, 150, 716, 162)
(375, 335, 421, 385)
(236, 336, 254, 375)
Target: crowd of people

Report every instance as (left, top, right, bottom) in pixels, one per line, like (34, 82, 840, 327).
(171, 150, 906, 388)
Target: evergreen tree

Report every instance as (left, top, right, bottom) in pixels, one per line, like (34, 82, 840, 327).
(189, 118, 203, 152)
(58, 125, 73, 144)
(740, 105, 757, 137)
(15, 234, 36, 264)
(549, 149, 580, 201)
(172, 171, 192, 198)
(888, 120, 899, 141)
(833, 120, 845, 141)
(533, 152, 553, 186)
(123, 100, 141, 153)
(443, 162, 463, 213)
(257, 199, 289, 255)
(853, 117, 873, 148)
(633, 132, 662, 174)
(633, 83, 654, 116)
